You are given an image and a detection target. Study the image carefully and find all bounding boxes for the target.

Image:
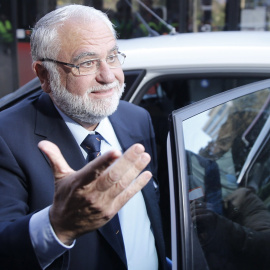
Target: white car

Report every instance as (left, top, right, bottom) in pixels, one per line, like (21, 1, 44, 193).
(119, 31, 270, 104)
(1, 31, 270, 270)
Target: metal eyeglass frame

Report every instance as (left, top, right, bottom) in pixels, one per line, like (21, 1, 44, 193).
(40, 52, 126, 75)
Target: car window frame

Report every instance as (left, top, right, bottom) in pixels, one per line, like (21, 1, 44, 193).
(131, 73, 270, 105)
(121, 69, 146, 101)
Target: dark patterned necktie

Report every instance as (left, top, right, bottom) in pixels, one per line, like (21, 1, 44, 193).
(81, 133, 103, 162)
(80, 133, 126, 254)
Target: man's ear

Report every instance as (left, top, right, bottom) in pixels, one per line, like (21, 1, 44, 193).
(32, 62, 51, 93)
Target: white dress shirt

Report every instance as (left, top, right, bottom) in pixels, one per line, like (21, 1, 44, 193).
(29, 110, 158, 270)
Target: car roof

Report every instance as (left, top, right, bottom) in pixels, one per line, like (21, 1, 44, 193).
(118, 31, 270, 71)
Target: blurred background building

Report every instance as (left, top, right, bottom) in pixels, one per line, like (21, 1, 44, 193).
(1, 0, 270, 97)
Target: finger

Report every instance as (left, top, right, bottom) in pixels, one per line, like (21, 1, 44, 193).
(75, 150, 122, 187)
(38, 140, 74, 180)
(113, 170, 152, 210)
(112, 152, 151, 195)
(97, 144, 151, 191)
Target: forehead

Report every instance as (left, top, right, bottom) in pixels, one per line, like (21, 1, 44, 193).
(58, 19, 117, 61)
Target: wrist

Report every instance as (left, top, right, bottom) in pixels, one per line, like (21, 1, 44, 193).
(49, 208, 75, 245)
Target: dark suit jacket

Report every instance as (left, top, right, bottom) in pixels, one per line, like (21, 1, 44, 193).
(0, 93, 167, 270)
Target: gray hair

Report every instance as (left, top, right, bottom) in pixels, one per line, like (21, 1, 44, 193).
(30, 4, 116, 63)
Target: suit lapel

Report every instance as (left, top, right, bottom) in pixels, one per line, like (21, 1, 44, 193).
(106, 111, 161, 263)
(109, 113, 143, 151)
(97, 112, 144, 267)
(109, 113, 158, 226)
(99, 219, 127, 266)
(34, 93, 86, 170)
(109, 108, 166, 269)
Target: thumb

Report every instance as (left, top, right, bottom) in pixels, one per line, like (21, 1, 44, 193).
(38, 140, 74, 180)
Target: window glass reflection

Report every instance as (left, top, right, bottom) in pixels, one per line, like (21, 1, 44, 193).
(183, 88, 270, 269)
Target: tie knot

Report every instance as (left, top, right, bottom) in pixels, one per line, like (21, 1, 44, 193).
(81, 134, 104, 161)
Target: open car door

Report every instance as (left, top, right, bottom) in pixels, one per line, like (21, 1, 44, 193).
(167, 79, 270, 270)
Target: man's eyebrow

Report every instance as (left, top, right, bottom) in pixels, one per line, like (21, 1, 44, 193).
(73, 46, 119, 62)
(73, 52, 96, 62)
(109, 46, 119, 53)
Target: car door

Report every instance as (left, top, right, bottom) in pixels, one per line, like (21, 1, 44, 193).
(168, 79, 270, 270)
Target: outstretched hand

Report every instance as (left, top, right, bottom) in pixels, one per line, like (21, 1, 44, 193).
(38, 140, 152, 245)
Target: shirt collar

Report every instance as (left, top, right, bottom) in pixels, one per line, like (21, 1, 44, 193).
(55, 106, 113, 147)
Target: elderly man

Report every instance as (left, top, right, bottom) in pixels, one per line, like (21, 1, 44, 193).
(0, 4, 167, 270)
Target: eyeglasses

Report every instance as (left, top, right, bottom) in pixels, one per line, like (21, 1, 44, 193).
(40, 52, 126, 76)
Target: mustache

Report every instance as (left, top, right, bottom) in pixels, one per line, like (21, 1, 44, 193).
(87, 81, 120, 93)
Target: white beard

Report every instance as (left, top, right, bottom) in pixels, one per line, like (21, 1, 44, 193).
(49, 73, 125, 126)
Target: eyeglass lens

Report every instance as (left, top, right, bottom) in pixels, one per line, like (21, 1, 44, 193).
(74, 53, 125, 75)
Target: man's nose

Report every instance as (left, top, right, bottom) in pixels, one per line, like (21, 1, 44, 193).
(95, 60, 115, 83)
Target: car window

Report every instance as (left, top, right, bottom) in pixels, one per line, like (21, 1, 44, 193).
(186, 89, 270, 198)
(138, 77, 265, 108)
(169, 80, 270, 270)
(139, 77, 267, 163)
(242, 127, 270, 211)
